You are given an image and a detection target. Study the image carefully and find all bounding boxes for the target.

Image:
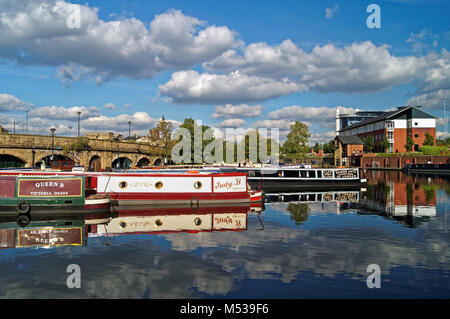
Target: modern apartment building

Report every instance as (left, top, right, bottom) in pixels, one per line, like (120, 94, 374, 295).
(335, 109, 384, 135)
(338, 106, 436, 153)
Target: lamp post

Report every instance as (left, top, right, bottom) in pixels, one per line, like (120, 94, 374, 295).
(50, 128, 56, 165)
(443, 97, 447, 140)
(25, 108, 29, 134)
(128, 121, 131, 137)
(113, 136, 120, 169)
(77, 111, 81, 137)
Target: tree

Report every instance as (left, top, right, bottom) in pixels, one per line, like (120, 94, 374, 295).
(322, 140, 335, 154)
(239, 129, 280, 163)
(362, 136, 374, 152)
(63, 137, 90, 164)
(380, 139, 390, 153)
(148, 116, 175, 162)
(280, 121, 310, 162)
(423, 133, 434, 146)
(313, 142, 321, 154)
(405, 136, 414, 152)
(174, 118, 215, 164)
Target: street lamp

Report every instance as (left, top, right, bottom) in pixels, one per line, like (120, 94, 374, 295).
(113, 136, 120, 169)
(77, 111, 81, 137)
(25, 108, 29, 134)
(443, 97, 447, 140)
(128, 121, 131, 137)
(50, 128, 56, 165)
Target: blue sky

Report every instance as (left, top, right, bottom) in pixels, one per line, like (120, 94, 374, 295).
(0, 0, 448, 143)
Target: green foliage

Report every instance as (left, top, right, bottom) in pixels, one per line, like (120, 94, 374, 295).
(176, 118, 215, 164)
(63, 137, 90, 163)
(380, 139, 390, 153)
(287, 203, 309, 225)
(281, 121, 310, 162)
(423, 133, 435, 146)
(362, 136, 374, 152)
(322, 140, 335, 154)
(149, 116, 175, 160)
(418, 145, 449, 155)
(405, 136, 414, 152)
(313, 142, 321, 153)
(63, 137, 89, 153)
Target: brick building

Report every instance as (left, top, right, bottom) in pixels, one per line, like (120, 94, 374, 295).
(334, 135, 363, 167)
(338, 106, 436, 153)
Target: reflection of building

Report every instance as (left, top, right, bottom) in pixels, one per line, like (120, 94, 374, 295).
(334, 135, 363, 167)
(359, 171, 437, 227)
(339, 106, 436, 154)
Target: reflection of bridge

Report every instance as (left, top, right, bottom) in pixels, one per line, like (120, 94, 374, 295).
(0, 132, 162, 170)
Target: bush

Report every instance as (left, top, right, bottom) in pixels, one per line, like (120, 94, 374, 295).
(418, 146, 448, 155)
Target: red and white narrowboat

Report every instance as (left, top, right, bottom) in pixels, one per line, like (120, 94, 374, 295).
(0, 170, 263, 206)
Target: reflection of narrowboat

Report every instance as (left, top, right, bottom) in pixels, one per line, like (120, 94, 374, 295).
(0, 213, 112, 249)
(89, 204, 260, 237)
(219, 166, 367, 192)
(0, 175, 112, 215)
(264, 190, 360, 203)
(403, 163, 450, 175)
(0, 170, 263, 206)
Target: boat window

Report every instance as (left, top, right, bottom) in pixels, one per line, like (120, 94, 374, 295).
(317, 170, 322, 178)
(155, 219, 163, 227)
(119, 221, 127, 229)
(308, 171, 316, 178)
(194, 217, 202, 226)
(284, 170, 298, 177)
(119, 181, 127, 189)
(300, 171, 307, 178)
(194, 181, 202, 189)
(155, 181, 163, 189)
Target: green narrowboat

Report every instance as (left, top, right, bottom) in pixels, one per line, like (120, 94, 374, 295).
(0, 175, 112, 215)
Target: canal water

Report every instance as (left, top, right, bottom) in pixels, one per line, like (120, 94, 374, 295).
(0, 171, 448, 298)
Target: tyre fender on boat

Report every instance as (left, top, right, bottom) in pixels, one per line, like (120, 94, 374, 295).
(16, 201, 31, 214)
(16, 214, 31, 227)
(190, 196, 199, 207)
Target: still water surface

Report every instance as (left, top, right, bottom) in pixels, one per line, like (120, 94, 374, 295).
(0, 171, 449, 298)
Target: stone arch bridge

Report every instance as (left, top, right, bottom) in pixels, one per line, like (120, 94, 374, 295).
(0, 132, 163, 170)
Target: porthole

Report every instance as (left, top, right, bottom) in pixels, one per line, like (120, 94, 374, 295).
(119, 221, 127, 229)
(194, 181, 202, 189)
(155, 181, 163, 189)
(119, 181, 127, 189)
(155, 219, 163, 227)
(194, 217, 202, 226)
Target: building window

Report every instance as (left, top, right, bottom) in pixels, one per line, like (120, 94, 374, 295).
(414, 122, 418, 126)
(414, 134, 419, 138)
(388, 143, 394, 154)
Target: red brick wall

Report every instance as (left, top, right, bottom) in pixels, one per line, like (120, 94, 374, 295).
(361, 155, 450, 168)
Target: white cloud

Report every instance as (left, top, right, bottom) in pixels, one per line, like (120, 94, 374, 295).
(325, 4, 339, 19)
(0, 93, 30, 111)
(30, 105, 101, 120)
(158, 70, 306, 104)
(211, 104, 263, 118)
(216, 118, 246, 128)
(405, 89, 450, 110)
(268, 105, 358, 122)
(0, 2, 240, 84)
(204, 40, 435, 95)
(103, 103, 118, 109)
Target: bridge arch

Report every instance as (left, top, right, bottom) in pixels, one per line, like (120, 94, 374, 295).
(152, 158, 163, 166)
(36, 154, 73, 167)
(136, 156, 150, 167)
(89, 155, 102, 171)
(0, 154, 26, 168)
(112, 156, 132, 169)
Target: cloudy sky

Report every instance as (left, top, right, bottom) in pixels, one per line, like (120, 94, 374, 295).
(0, 0, 449, 143)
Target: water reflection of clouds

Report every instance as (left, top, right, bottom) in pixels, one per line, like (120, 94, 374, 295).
(0, 204, 449, 298)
